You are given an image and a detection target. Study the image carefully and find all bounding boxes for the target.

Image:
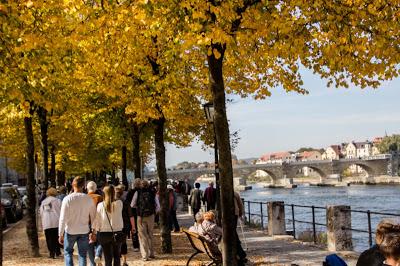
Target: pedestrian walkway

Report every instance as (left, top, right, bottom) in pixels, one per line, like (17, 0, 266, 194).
(3, 213, 360, 265)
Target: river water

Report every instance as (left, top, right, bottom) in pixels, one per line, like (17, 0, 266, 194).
(198, 182, 400, 252)
(240, 183, 400, 252)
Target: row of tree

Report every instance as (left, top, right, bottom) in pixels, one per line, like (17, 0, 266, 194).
(1, 1, 399, 265)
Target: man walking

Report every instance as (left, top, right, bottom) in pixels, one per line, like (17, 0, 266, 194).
(131, 179, 160, 261)
(189, 182, 203, 219)
(203, 182, 217, 211)
(167, 184, 180, 232)
(59, 176, 96, 266)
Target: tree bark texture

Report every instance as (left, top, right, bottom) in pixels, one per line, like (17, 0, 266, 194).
(24, 108, 40, 257)
(207, 43, 237, 266)
(130, 122, 141, 179)
(37, 106, 49, 191)
(50, 145, 56, 188)
(154, 117, 172, 253)
(121, 145, 128, 189)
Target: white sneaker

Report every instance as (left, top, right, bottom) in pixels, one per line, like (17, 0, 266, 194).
(133, 248, 139, 252)
(94, 256, 102, 266)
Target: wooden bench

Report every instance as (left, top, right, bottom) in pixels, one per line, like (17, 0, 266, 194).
(182, 229, 222, 266)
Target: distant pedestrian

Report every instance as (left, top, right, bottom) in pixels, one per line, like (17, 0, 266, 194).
(59, 176, 96, 266)
(125, 179, 141, 252)
(40, 187, 62, 259)
(131, 179, 160, 261)
(93, 185, 124, 266)
(203, 182, 217, 211)
(181, 179, 192, 196)
(189, 182, 203, 219)
(167, 184, 180, 232)
(86, 181, 103, 266)
(57, 186, 67, 202)
(115, 185, 135, 266)
(234, 191, 247, 265)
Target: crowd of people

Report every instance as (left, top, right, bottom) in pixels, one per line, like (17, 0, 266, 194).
(39, 176, 171, 266)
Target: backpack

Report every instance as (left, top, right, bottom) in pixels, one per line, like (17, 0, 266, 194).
(323, 254, 348, 266)
(137, 189, 156, 217)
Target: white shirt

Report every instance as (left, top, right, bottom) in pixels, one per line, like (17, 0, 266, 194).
(93, 200, 123, 232)
(130, 191, 160, 213)
(59, 192, 96, 236)
(40, 196, 61, 230)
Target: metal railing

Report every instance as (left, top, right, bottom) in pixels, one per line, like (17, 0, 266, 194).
(242, 200, 268, 229)
(341, 209, 400, 247)
(284, 204, 326, 244)
(243, 200, 400, 248)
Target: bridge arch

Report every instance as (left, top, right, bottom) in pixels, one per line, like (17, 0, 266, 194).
(341, 162, 374, 177)
(247, 169, 277, 183)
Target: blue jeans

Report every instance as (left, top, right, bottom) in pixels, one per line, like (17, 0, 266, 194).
(64, 233, 90, 266)
(88, 242, 102, 266)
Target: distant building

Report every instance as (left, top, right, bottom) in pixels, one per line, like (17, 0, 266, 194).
(257, 151, 292, 164)
(372, 137, 383, 155)
(345, 141, 374, 159)
(299, 150, 322, 161)
(322, 145, 344, 160)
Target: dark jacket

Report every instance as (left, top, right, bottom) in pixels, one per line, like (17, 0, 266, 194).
(189, 188, 202, 210)
(356, 245, 385, 266)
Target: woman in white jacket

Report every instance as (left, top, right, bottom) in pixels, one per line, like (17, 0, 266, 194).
(93, 185, 124, 266)
(39, 187, 62, 258)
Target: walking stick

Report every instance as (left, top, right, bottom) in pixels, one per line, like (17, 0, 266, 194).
(238, 218, 248, 251)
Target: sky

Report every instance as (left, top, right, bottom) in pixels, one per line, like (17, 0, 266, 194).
(154, 69, 400, 167)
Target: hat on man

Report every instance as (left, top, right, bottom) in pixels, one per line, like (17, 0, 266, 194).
(167, 184, 174, 190)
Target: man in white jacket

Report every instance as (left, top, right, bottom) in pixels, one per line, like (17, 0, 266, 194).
(59, 176, 96, 266)
(39, 187, 62, 258)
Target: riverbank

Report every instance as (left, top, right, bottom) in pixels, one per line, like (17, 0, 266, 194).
(3, 213, 360, 265)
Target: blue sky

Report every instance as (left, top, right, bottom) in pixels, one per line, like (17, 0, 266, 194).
(160, 69, 400, 167)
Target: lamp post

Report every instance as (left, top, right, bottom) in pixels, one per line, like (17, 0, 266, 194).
(203, 102, 221, 224)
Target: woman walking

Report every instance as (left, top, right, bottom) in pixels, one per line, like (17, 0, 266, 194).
(93, 186, 124, 266)
(39, 187, 62, 259)
(115, 185, 135, 266)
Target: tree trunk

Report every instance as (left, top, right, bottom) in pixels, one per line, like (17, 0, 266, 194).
(49, 145, 56, 188)
(121, 145, 128, 189)
(24, 106, 40, 257)
(37, 106, 49, 191)
(130, 122, 141, 179)
(154, 117, 172, 253)
(207, 43, 237, 266)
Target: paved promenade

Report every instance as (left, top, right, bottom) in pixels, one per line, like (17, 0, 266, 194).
(3, 213, 360, 265)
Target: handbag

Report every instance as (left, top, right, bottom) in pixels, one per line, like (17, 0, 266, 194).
(98, 203, 125, 245)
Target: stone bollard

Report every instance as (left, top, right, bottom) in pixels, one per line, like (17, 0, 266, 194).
(326, 205, 353, 251)
(267, 201, 286, 236)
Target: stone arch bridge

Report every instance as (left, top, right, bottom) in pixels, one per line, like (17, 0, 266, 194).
(144, 154, 399, 184)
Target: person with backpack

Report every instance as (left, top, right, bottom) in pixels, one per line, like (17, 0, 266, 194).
(130, 179, 160, 261)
